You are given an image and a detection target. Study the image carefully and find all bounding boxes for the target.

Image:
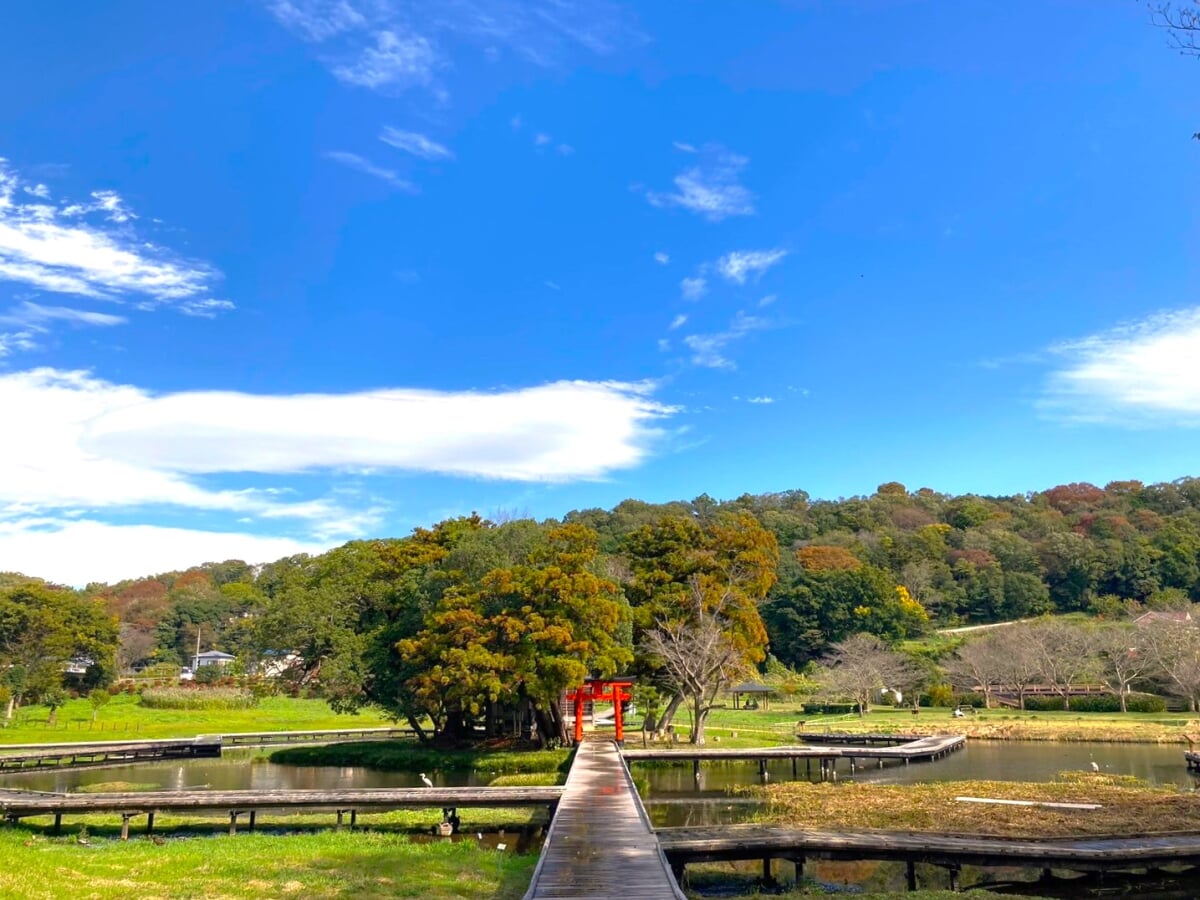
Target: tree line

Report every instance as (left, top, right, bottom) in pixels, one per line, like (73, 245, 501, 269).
(7, 476, 1200, 741)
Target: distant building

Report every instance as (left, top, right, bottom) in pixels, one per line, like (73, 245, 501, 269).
(191, 650, 236, 670)
(1134, 610, 1193, 626)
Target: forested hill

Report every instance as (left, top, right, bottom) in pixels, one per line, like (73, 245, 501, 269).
(11, 477, 1200, 676)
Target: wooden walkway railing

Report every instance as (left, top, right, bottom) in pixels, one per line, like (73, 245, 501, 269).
(623, 734, 965, 780)
(524, 740, 686, 899)
(0, 785, 562, 840)
(658, 824, 1200, 891)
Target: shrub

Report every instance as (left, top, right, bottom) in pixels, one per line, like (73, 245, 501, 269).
(953, 693, 986, 708)
(140, 687, 257, 710)
(802, 702, 857, 715)
(926, 684, 955, 707)
(194, 666, 223, 686)
(1126, 693, 1167, 713)
(1023, 696, 1065, 711)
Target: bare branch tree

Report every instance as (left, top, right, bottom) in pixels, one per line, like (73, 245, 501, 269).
(1139, 612, 1200, 711)
(817, 633, 923, 717)
(1095, 623, 1155, 712)
(945, 630, 1012, 709)
(641, 579, 752, 744)
(1027, 619, 1099, 711)
(1150, 2, 1200, 56)
(990, 623, 1043, 710)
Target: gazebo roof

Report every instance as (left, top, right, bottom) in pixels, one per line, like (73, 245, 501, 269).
(730, 682, 775, 694)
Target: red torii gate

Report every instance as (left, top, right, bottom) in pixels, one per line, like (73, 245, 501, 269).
(565, 677, 633, 744)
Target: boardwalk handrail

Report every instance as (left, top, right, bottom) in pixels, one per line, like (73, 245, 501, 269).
(623, 734, 965, 763)
(658, 824, 1200, 873)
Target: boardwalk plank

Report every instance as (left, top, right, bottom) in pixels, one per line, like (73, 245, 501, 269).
(525, 740, 685, 900)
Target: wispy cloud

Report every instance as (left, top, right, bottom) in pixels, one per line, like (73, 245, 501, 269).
(534, 132, 552, 146)
(746, 396, 775, 404)
(717, 249, 787, 284)
(267, 0, 641, 98)
(654, 251, 669, 265)
(1041, 307, 1200, 425)
(683, 311, 769, 370)
(758, 294, 778, 308)
(379, 126, 455, 160)
(646, 144, 755, 222)
(179, 298, 237, 319)
(669, 313, 687, 330)
(0, 158, 226, 354)
(324, 150, 414, 190)
(680, 276, 707, 301)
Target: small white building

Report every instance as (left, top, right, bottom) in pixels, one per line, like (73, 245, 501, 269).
(191, 650, 236, 670)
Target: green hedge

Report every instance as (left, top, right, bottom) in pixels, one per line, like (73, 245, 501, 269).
(271, 741, 573, 774)
(801, 702, 857, 715)
(1020, 693, 1166, 713)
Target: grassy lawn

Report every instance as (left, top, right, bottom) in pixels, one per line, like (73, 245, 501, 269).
(0, 827, 535, 899)
(747, 773, 1196, 838)
(0, 694, 395, 744)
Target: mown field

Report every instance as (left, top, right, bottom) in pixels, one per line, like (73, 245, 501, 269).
(0, 828, 536, 899)
(0, 694, 394, 744)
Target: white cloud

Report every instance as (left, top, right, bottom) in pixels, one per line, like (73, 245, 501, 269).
(331, 28, 438, 90)
(267, 1, 639, 98)
(657, 338, 671, 352)
(1041, 307, 1200, 424)
(267, 0, 365, 41)
(672, 141, 697, 153)
(680, 276, 707, 301)
(717, 249, 787, 284)
(654, 252, 669, 265)
(683, 311, 769, 370)
(758, 294, 777, 308)
(0, 518, 329, 588)
(379, 126, 454, 160)
(179, 298, 237, 318)
(534, 132, 552, 146)
(324, 151, 414, 190)
(669, 314, 687, 330)
(0, 368, 675, 533)
(0, 158, 226, 355)
(0, 300, 126, 330)
(557, 143, 574, 156)
(746, 396, 775, 404)
(647, 145, 755, 222)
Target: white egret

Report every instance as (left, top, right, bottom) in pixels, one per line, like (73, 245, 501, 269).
(420, 773, 434, 788)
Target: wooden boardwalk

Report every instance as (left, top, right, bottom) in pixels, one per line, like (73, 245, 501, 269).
(524, 740, 685, 900)
(0, 727, 418, 770)
(0, 736, 221, 770)
(0, 786, 562, 838)
(658, 824, 1200, 889)
(623, 734, 964, 780)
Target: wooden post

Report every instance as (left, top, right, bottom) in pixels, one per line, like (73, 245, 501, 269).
(791, 757, 797, 779)
(249, 811, 257, 832)
(145, 812, 155, 835)
(336, 810, 344, 832)
(613, 687, 624, 743)
(758, 758, 768, 780)
(761, 857, 774, 886)
(350, 809, 357, 830)
(574, 691, 584, 744)
(948, 865, 960, 891)
(120, 814, 132, 841)
(791, 856, 805, 880)
(906, 861, 917, 891)
(229, 812, 239, 837)
(53, 813, 62, 834)
(693, 759, 701, 785)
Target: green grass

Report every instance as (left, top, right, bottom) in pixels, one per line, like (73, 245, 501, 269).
(0, 694, 395, 744)
(270, 741, 572, 775)
(0, 826, 536, 899)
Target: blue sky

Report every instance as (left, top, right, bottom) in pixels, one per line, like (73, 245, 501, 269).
(0, 1, 1197, 584)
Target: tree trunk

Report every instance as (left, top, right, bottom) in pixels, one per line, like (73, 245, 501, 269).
(1119, 688, 1128, 714)
(655, 692, 684, 737)
(982, 688, 992, 710)
(3, 695, 13, 722)
(405, 712, 431, 743)
(690, 694, 706, 745)
(1063, 691, 1071, 712)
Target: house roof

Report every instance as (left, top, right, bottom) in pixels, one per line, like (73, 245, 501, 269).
(730, 682, 775, 694)
(195, 650, 236, 659)
(1134, 610, 1193, 625)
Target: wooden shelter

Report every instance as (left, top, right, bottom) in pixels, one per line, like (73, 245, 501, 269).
(730, 682, 775, 710)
